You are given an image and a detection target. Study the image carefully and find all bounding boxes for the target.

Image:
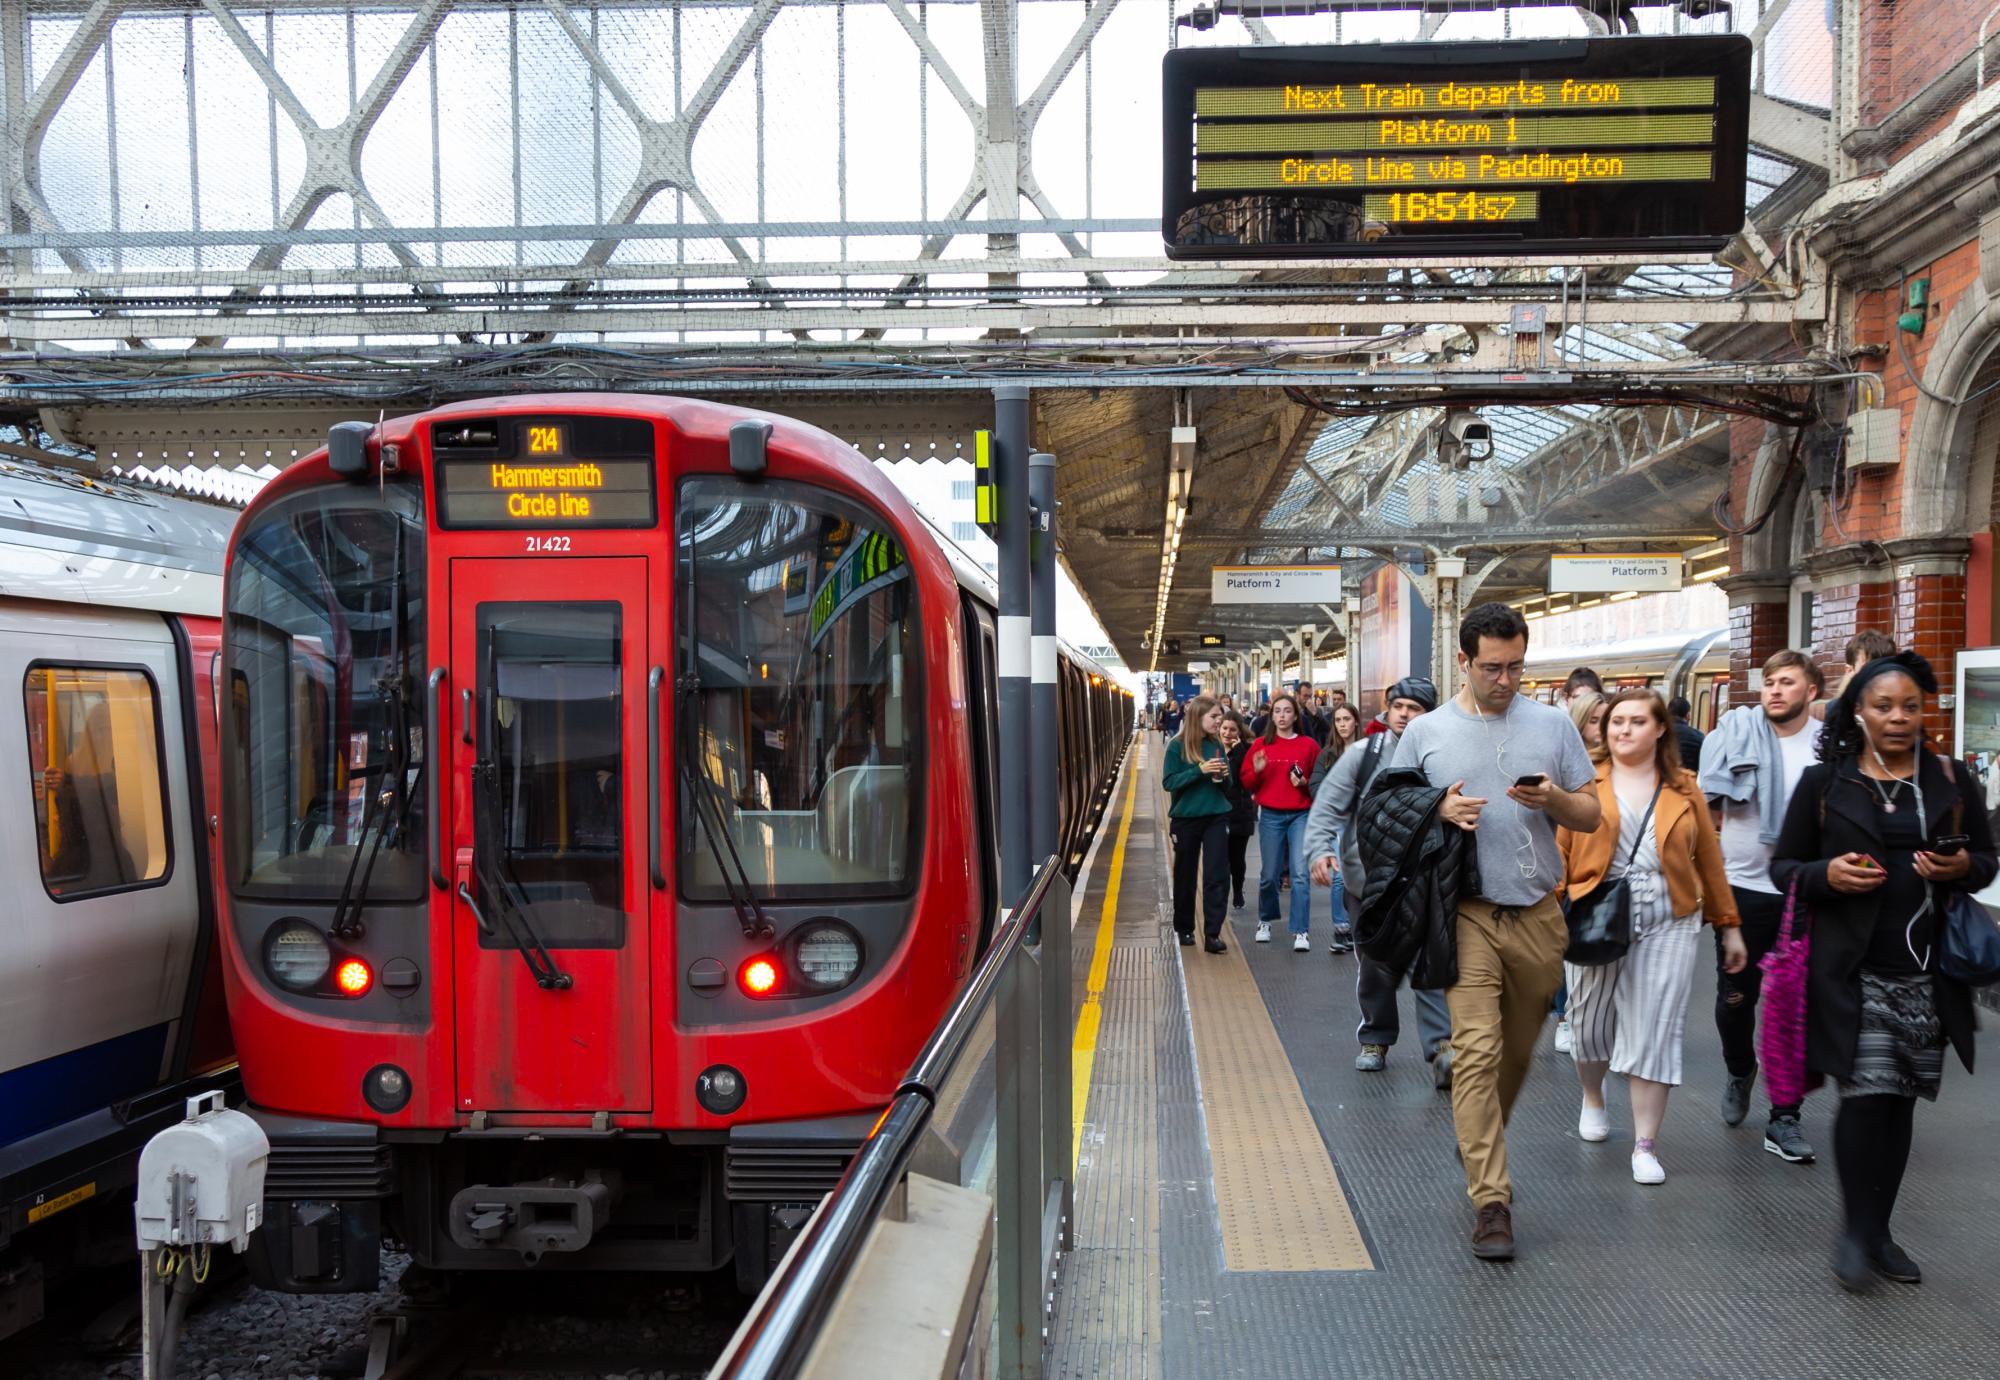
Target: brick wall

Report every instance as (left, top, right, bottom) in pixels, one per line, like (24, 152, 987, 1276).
(1810, 580, 1895, 682)
(1896, 570, 1970, 684)
(1859, 0, 1984, 135)
(1728, 598, 1790, 683)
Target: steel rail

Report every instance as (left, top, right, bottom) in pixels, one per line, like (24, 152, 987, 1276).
(711, 854, 1064, 1380)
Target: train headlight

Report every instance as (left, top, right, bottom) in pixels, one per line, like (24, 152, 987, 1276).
(794, 922, 863, 993)
(334, 959, 373, 997)
(265, 920, 331, 991)
(739, 956, 781, 997)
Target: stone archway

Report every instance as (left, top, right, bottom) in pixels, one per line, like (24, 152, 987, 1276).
(1903, 274, 2000, 540)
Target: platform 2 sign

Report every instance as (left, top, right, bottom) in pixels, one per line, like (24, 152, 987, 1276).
(1163, 36, 1750, 260)
(1212, 564, 1342, 605)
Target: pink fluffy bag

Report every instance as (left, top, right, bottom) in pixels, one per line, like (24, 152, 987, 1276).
(1757, 881, 1817, 1106)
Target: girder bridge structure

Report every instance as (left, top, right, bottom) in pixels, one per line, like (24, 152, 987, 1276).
(0, 0, 1845, 669)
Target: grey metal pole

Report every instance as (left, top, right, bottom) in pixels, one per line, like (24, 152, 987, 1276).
(997, 945, 1043, 1380)
(1041, 871, 1073, 1254)
(1029, 451, 1058, 872)
(995, 383, 1032, 908)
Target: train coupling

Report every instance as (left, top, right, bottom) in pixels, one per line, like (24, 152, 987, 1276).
(446, 1172, 620, 1264)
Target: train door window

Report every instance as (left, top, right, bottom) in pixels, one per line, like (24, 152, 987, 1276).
(23, 665, 171, 899)
(471, 603, 625, 948)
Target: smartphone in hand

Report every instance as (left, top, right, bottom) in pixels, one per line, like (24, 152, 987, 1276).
(1513, 774, 1547, 788)
(1931, 834, 1971, 857)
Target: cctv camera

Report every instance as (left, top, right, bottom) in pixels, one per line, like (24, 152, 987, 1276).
(1444, 410, 1494, 460)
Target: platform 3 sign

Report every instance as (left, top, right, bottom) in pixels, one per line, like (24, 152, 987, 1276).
(1163, 35, 1749, 260)
(1548, 552, 1683, 594)
(1212, 564, 1342, 604)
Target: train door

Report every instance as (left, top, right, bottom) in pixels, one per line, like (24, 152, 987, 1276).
(448, 558, 654, 1114)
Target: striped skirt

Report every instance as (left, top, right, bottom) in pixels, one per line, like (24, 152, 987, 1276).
(1564, 910, 1704, 1086)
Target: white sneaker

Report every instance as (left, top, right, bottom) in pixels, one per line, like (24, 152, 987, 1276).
(1292, 933, 1310, 952)
(1631, 1148, 1666, 1185)
(1578, 1102, 1610, 1143)
(1254, 922, 1272, 943)
(1554, 1019, 1573, 1054)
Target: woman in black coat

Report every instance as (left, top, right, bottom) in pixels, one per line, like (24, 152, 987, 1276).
(1217, 714, 1259, 910)
(1771, 652, 1998, 1292)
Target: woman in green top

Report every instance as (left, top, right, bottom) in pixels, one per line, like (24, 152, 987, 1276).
(1163, 695, 1234, 952)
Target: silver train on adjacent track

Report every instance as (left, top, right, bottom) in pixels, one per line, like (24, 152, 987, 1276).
(0, 460, 243, 1338)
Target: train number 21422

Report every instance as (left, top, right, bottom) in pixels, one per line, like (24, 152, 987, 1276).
(525, 535, 572, 553)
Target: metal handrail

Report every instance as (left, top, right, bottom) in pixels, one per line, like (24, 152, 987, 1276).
(712, 854, 1066, 1380)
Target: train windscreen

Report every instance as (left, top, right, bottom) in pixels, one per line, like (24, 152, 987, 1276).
(675, 477, 920, 900)
(223, 482, 427, 901)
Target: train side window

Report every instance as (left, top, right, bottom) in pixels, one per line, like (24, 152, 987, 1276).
(23, 665, 172, 900)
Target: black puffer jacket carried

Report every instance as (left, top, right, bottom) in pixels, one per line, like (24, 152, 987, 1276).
(1353, 765, 1480, 990)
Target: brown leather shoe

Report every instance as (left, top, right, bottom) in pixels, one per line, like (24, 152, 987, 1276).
(1471, 1202, 1515, 1260)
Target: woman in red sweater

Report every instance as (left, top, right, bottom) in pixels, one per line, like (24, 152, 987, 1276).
(1241, 693, 1320, 950)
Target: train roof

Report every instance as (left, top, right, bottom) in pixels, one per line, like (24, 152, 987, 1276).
(0, 460, 238, 616)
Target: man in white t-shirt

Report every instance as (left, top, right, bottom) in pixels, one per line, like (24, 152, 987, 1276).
(1698, 648, 1824, 1164)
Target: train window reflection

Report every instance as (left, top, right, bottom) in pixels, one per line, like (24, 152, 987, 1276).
(223, 484, 425, 901)
(676, 478, 920, 900)
(23, 666, 170, 899)
(470, 602, 625, 948)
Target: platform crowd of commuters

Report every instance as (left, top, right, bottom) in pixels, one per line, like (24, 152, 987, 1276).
(1154, 604, 1996, 1290)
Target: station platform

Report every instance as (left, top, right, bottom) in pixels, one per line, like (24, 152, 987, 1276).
(1053, 737, 2000, 1380)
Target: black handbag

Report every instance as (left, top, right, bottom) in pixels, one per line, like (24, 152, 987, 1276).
(1935, 757, 2000, 985)
(1564, 783, 1660, 966)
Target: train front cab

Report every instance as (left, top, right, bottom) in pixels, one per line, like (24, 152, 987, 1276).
(216, 402, 982, 1293)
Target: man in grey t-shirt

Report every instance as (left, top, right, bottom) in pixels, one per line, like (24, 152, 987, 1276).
(1388, 602, 1601, 1263)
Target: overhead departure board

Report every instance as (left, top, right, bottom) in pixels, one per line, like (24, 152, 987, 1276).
(432, 416, 658, 528)
(1163, 36, 1750, 260)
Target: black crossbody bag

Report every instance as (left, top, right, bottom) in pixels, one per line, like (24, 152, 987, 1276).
(1564, 783, 1661, 967)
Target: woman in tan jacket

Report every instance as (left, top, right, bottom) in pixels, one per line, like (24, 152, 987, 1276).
(1558, 688, 1749, 1185)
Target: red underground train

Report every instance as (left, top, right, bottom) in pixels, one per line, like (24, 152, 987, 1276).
(215, 395, 1130, 1293)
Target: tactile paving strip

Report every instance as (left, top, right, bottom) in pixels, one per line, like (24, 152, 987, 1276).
(1050, 745, 1161, 1380)
(1179, 929, 1374, 1272)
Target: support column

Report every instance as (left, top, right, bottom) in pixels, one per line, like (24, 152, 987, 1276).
(1344, 596, 1362, 704)
(1, 0, 27, 278)
(1716, 572, 1791, 695)
(994, 384, 1031, 909)
(1029, 450, 1059, 872)
(1887, 537, 1974, 692)
(1432, 556, 1466, 695)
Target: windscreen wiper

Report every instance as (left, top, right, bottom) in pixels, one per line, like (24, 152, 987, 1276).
(329, 521, 421, 941)
(676, 678, 775, 941)
(464, 641, 572, 990)
(465, 759, 572, 990)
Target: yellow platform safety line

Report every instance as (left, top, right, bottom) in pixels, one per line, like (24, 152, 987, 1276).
(1070, 754, 1137, 1171)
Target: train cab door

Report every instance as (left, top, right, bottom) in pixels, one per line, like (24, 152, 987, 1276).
(448, 558, 654, 1115)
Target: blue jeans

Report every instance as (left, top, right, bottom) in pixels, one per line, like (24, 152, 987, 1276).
(1258, 807, 1312, 933)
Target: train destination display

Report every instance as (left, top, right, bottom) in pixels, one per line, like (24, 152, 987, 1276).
(434, 417, 658, 528)
(1163, 37, 1750, 259)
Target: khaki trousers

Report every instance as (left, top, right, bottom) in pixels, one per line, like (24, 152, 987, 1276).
(1444, 894, 1567, 1206)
